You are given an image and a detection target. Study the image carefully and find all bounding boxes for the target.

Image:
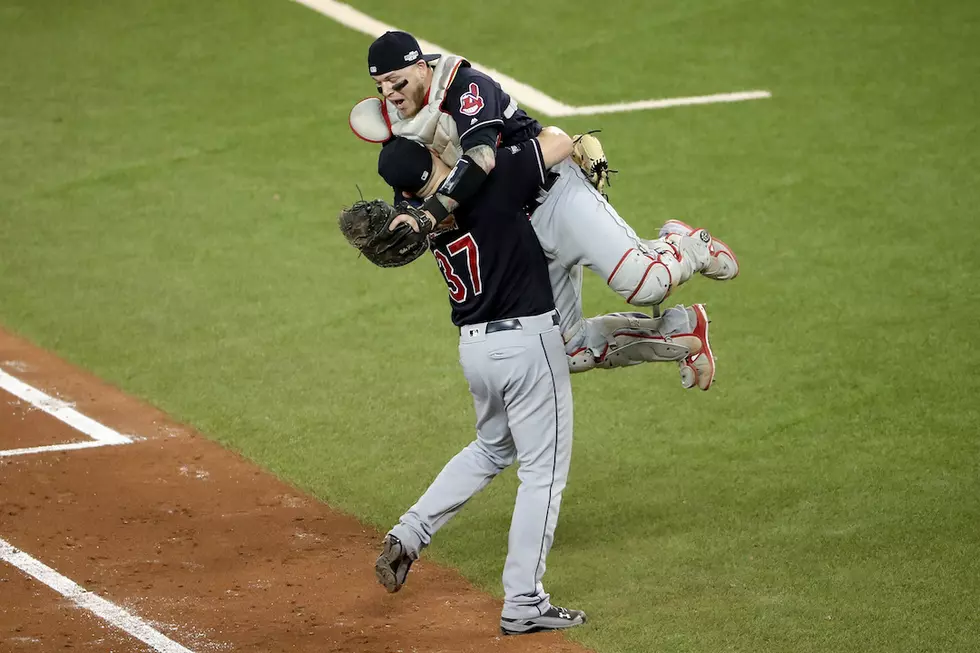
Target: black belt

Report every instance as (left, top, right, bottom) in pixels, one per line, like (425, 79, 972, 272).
(485, 311, 560, 334)
(528, 171, 560, 212)
(541, 171, 560, 192)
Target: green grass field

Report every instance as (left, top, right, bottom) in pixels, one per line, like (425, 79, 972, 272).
(2, 1, 978, 651)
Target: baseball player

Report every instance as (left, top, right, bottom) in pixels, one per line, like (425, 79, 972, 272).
(362, 128, 587, 635)
(351, 31, 738, 388)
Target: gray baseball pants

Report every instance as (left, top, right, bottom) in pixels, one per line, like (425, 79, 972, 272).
(389, 310, 573, 620)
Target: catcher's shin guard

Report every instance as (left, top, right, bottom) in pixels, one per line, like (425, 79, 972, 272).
(564, 313, 691, 373)
(606, 231, 711, 307)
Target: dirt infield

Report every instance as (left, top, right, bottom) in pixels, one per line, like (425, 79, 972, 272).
(0, 329, 590, 653)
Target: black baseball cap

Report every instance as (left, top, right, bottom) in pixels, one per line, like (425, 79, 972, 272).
(378, 137, 434, 195)
(368, 31, 440, 76)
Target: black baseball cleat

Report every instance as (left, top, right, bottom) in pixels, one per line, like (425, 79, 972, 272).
(374, 534, 415, 593)
(500, 605, 587, 635)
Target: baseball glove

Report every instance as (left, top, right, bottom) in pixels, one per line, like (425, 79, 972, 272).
(571, 130, 618, 197)
(338, 199, 434, 268)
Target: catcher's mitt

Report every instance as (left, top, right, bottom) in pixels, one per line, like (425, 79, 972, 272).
(571, 130, 618, 197)
(338, 199, 434, 268)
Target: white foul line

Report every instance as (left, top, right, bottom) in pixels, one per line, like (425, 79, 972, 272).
(291, 0, 771, 116)
(0, 537, 196, 652)
(0, 367, 131, 457)
(0, 440, 122, 458)
(0, 368, 131, 444)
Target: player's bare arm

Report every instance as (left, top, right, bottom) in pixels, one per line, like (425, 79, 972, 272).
(407, 130, 567, 228)
(397, 142, 494, 231)
(464, 144, 496, 174)
(401, 143, 496, 230)
(536, 127, 573, 168)
(389, 128, 570, 234)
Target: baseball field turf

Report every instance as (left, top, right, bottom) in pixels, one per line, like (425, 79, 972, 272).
(1, 0, 978, 651)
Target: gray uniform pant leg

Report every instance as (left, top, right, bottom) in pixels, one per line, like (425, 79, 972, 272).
(390, 393, 515, 553)
(497, 326, 573, 618)
(534, 159, 695, 342)
(532, 158, 647, 336)
(390, 317, 573, 620)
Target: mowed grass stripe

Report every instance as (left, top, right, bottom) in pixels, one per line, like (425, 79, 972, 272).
(1, 1, 978, 652)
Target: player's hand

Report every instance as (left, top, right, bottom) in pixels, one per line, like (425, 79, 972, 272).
(389, 213, 421, 233)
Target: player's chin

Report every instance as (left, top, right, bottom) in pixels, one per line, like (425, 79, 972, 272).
(394, 99, 418, 117)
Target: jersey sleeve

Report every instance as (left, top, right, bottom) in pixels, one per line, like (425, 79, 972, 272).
(443, 66, 510, 152)
(497, 139, 549, 209)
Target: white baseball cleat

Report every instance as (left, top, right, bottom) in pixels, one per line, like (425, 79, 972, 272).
(671, 304, 715, 391)
(659, 219, 739, 281)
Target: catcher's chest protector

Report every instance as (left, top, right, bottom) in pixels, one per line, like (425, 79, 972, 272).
(388, 55, 465, 167)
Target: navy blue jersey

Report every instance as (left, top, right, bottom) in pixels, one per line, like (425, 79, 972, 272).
(441, 62, 542, 152)
(428, 139, 554, 327)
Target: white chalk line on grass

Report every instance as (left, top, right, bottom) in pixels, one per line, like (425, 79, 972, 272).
(292, 0, 771, 116)
(0, 537, 197, 653)
(0, 367, 131, 457)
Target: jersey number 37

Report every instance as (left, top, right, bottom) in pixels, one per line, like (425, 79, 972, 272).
(433, 233, 482, 303)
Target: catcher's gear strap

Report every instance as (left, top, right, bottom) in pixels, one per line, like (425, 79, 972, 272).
(596, 337, 690, 369)
(565, 313, 690, 373)
(436, 155, 487, 205)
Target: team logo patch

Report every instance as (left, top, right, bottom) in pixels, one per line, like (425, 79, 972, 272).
(700, 230, 711, 243)
(459, 83, 485, 116)
(404, 50, 419, 62)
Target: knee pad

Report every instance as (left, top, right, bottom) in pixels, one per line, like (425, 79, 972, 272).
(606, 248, 674, 306)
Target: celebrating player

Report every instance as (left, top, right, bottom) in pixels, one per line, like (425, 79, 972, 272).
(345, 127, 587, 635)
(376, 134, 716, 389)
(349, 31, 737, 388)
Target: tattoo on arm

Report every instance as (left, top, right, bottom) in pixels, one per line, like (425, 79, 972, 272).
(431, 146, 495, 215)
(465, 144, 496, 173)
(432, 193, 458, 217)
